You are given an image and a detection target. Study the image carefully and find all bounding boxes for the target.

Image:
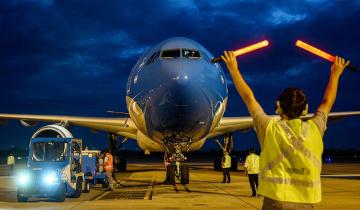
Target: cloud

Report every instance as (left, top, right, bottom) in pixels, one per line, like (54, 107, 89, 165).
(268, 8, 307, 25)
(0, 0, 359, 149)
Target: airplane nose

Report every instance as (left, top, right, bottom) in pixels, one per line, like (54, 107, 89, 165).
(144, 65, 214, 140)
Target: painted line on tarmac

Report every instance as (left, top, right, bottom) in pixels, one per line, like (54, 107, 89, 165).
(144, 175, 156, 200)
(321, 174, 360, 177)
(91, 191, 111, 201)
(192, 173, 260, 210)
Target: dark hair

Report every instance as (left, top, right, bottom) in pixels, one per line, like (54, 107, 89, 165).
(276, 87, 308, 119)
(249, 148, 255, 153)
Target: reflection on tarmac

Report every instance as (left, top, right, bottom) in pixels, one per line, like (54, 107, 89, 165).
(0, 163, 360, 209)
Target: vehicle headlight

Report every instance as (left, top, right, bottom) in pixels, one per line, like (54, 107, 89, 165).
(43, 171, 59, 184)
(18, 174, 30, 186)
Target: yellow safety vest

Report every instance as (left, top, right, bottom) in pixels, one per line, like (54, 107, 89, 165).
(258, 118, 323, 204)
(223, 155, 231, 168)
(245, 153, 259, 174)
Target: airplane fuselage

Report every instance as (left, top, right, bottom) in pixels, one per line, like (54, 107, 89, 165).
(126, 37, 228, 150)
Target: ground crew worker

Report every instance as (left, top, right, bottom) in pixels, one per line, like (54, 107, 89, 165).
(103, 149, 115, 191)
(222, 51, 349, 209)
(222, 151, 231, 183)
(7, 153, 15, 176)
(244, 148, 259, 197)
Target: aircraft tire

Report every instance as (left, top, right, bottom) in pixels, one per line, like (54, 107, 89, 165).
(118, 157, 127, 172)
(213, 158, 222, 171)
(180, 164, 189, 185)
(231, 157, 238, 171)
(164, 163, 175, 185)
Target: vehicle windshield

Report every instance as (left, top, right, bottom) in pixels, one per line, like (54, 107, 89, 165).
(32, 141, 68, 162)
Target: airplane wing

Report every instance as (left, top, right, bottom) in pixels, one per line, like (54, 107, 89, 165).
(0, 114, 138, 139)
(207, 111, 360, 139)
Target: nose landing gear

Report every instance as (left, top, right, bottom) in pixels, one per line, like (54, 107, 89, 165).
(163, 135, 190, 185)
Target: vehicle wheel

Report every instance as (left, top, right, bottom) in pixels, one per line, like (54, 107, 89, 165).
(164, 163, 175, 185)
(17, 192, 28, 202)
(54, 184, 66, 202)
(180, 164, 189, 185)
(70, 178, 82, 198)
(82, 180, 91, 193)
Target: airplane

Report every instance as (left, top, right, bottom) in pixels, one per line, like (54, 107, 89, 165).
(1, 37, 360, 184)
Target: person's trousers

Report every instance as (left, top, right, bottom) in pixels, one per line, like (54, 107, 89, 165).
(222, 168, 230, 183)
(105, 170, 115, 189)
(248, 173, 258, 196)
(262, 197, 316, 210)
(8, 164, 14, 176)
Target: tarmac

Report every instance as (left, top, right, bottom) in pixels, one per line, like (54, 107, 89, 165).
(0, 162, 359, 210)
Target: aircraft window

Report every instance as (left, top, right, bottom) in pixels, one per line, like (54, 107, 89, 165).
(182, 49, 201, 59)
(161, 49, 181, 59)
(145, 51, 160, 66)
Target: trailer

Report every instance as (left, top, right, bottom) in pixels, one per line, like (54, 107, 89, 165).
(81, 150, 108, 192)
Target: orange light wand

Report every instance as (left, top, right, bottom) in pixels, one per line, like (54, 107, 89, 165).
(212, 40, 269, 63)
(296, 40, 357, 72)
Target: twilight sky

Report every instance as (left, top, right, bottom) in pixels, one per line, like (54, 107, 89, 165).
(0, 0, 359, 150)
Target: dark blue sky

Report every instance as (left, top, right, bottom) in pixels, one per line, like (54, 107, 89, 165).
(0, 0, 359, 150)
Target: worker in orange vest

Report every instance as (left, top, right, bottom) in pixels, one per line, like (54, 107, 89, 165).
(103, 149, 115, 191)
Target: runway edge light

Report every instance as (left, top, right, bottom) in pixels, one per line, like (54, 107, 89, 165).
(211, 40, 269, 63)
(295, 40, 358, 72)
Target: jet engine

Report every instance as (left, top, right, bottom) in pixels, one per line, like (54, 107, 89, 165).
(31, 124, 73, 138)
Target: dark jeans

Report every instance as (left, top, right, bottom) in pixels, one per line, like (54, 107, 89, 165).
(222, 168, 230, 183)
(8, 164, 14, 176)
(248, 173, 258, 196)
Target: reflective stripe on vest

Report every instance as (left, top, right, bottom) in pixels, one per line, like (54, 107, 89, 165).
(104, 153, 113, 171)
(258, 119, 323, 204)
(279, 121, 322, 169)
(259, 175, 321, 188)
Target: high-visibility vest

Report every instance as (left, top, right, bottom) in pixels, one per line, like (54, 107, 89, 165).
(258, 118, 323, 204)
(223, 154, 231, 168)
(104, 153, 113, 171)
(7, 156, 15, 165)
(245, 153, 259, 174)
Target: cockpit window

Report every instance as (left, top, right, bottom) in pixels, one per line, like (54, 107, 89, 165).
(182, 49, 201, 59)
(161, 49, 181, 59)
(145, 51, 160, 66)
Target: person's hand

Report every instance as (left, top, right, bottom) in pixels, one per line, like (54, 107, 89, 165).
(331, 56, 350, 79)
(221, 51, 239, 75)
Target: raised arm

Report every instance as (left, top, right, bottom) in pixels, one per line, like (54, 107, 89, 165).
(221, 51, 263, 116)
(317, 56, 350, 115)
